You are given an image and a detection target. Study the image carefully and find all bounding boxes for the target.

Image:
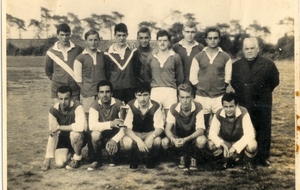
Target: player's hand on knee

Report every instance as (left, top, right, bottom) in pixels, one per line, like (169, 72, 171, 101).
(144, 136, 154, 149)
(137, 139, 148, 153)
(106, 139, 118, 155)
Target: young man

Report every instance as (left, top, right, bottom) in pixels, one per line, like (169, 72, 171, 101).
(88, 80, 125, 171)
(73, 30, 107, 162)
(123, 83, 164, 169)
(189, 26, 232, 130)
(172, 21, 204, 83)
(104, 23, 137, 104)
(45, 23, 83, 102)
(42, 86, 86, 170)
(146, 30, 184, 117)
(231, 37, 279, 166)
(133, 27, 153, 86)
(161, 83, 206, 171)
(207, 93, 257, 171)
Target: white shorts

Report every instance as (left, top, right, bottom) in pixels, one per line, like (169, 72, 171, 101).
(194, 95, 223, 114)
(150, 87, 177, 109)
(80, 95, 96, 113)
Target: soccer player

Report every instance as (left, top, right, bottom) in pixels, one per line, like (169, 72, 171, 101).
(133, 27, 153, 86)
(104, 23, 137, 104)
(189, 26, 232, 129)
(87, 80, 125, 171)
(147, 30, 184, 118)
(207, 93, 257, 171)
(172, 21, 204, 83)
(123, 83, 164, 169)
(73, 30, 107, 161)
(45, 23, 83, 102)
(161, 83, 206, 171)
(42, 86, 86, 170)
(231, 37, 279, 166)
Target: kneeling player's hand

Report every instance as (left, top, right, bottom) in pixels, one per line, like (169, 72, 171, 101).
(137, 139, 149, 153)
(145, 135, 154, 149)
(174, 138, 184, 148)
(106, 139, 118, 155)
(110, 119, 124, 128)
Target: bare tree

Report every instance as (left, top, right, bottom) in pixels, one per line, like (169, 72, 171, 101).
(112, 11, 124, 23)
(99, 14, 116, 41)
(41, 7, 52, 37)
(138, 21, 159, 32)
(6, 14, 15, 38)
(6, 14, 27, 39)
(28, 19, 43, 39)
(82, 17, 101, 32)
(68, 13, 84, 39)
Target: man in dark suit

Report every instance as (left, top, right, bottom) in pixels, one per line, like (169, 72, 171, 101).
(231, 37, 279, 166)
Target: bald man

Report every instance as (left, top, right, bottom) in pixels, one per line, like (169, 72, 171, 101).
(231, 37, 279, 167)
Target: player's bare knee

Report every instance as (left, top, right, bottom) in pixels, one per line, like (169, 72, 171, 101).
(196, 135, 207, 149)
(153, 137, 161, 148)
(91, 131, 101, 143)
(122, 136, 133, 150)
(70, 131, 84, 144)
(246, 139, 257, 153)
(161, 137, 170, 149)
(207, 140, 217, 151)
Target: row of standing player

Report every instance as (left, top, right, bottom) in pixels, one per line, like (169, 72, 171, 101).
(42, 22, 279, 171)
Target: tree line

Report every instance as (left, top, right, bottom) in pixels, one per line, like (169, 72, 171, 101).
(6, 7, 294, 59)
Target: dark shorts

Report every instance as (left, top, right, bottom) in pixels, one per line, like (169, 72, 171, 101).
(56, 132, 86, 151)
(100, 128, 120, 146)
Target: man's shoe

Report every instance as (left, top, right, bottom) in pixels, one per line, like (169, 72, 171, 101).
(178, 156, 186, 169)
(129, 163, 138, 169)
(189, 157, 197, 171)
(260, 159, 270, 167)
(87, 161, 101, 171)
(108, 156, 116, 167)
(243, 161, 256, 171)
(66, 159, 81, 169)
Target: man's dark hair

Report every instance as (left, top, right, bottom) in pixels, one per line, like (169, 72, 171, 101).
(177, 83, 194, 96)
(137, 27, 151, 37)
(56, 23, 71, 34)
(84, 29, 100, 40)
(221, 92, 238, 105)
(204, 26, 221, 38)
(97, 80, 113, 92)
(156, 30, 171, 41)
(57, 85, 73, 97)
(135, 83, 151, 94)
(114, 23, 128, 34)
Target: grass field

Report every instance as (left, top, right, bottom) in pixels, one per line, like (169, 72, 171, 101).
(6, 56, 295, 190)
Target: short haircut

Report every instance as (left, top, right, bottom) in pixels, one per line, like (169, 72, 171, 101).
(243, 37, 259, 48)
(156, 30, 171, 41)
(97, 80, 113, 92)
(57, 85, 73, 97)
(114, 23, 128, 34)
(204, 26, 221, 38)
(184, 21, 197, 30)
(84, 29, 100, 40)
(56, 23, 71, 34)
(221, 92, 238, 105)
(135, 83, 151, 94)
(177, 83, 194, 96)
(137, 27, 151, 37)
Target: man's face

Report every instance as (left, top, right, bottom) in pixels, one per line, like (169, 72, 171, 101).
(183, 26, 196, 43)
(178, 90, 193, 111)
(135, 92, 150, 107)
(205, 31, 220, 49)
(137, 32, 151, 48)
(223, 100, 236, 117)
(243, 40, 259, 61)
(157, 36, 170, 51)
(86, 34, 99, 51)
(98, 85, 112, 104)
(115, 31, 128, 46)
(58, 92, 71, 112)
(57, 31, 71, 46)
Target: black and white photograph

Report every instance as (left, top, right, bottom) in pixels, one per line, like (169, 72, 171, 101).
(4, 0, 298, 189)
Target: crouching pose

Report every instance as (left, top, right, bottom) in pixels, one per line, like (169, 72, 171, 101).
(88, 80, 125, 171)
(123, 83, 164, 169)
(42, 86, 86, 170)
(207, 93, 257, 171)
(162, 83, 207, 171)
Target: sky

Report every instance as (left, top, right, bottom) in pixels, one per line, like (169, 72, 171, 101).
(5, 0, 296, 44)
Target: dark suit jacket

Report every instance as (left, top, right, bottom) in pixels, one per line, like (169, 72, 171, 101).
(231, 56, 279, 108)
